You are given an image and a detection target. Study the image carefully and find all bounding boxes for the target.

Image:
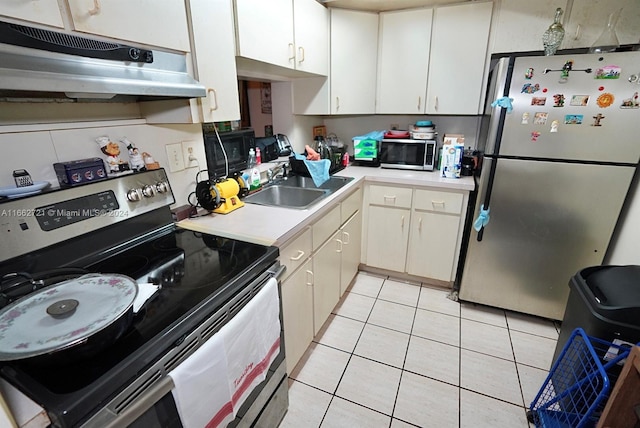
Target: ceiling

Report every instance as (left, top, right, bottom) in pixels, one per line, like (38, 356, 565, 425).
(319, 0, 469, 12)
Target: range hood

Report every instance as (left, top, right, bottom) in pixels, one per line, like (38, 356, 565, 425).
(0, 20, 206, 101)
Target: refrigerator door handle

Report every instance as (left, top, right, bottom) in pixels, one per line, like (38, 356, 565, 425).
(477, 56, 517, 242)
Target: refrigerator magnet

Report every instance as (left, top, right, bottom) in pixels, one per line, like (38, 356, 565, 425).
(531, 131, 541, 142)
(521, 83, 540, 93)
(525, 68, 534, 79)
(521, 112, 530, 124)
(534, 112, 548, 125)
(531, 97, 546, 106)
(592, 114, 605, 126)
(596, 93, 614, 108)
(564, 115, 583, 125)
(595, 65, 621, 79)
(570, 95, 590, 106)
(620, 92, 639, 109)
(553, 94, 565, 107)
(550, 120, 559, 133)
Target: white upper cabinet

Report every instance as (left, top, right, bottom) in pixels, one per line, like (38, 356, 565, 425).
(235, 0, 328, 74)
(489, 0, 568, 54)
(376, 8, 433, 114)
(235, 0, 294, 69)
(330, 8, 379, 114)
(425, 2, 492, 115)
(0, 0, 64, 28)
(188, 0, 240, 122)
(66, 0, 190, 51)
(563, 0, 640, 50)
(293, 0, 329, 75)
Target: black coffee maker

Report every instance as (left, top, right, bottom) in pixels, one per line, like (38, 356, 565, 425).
(461, 148, 481, 176)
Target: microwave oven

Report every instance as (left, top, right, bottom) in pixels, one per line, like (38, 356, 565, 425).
(380, 138, 436, 171)
(203, 125, 255, 177)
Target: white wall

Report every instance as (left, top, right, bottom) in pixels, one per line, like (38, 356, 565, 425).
(0, 119, 207, 209)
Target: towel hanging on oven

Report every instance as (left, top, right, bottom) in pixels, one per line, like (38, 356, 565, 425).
(169, 278, 281, 428)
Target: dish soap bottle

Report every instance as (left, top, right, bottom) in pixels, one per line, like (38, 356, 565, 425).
(255, 147, 262, 165)
(248, 148, 256, 168)
(250, 167, 261, 191)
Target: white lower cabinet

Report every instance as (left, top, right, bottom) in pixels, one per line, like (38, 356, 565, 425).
(312, 230, 342, 335)
(281, 258, 313, 375)
(366, 205, 410, 272)
(280, 187, 362, 373)
(340, 211, 362, 295)
(364, 184, 467, 283)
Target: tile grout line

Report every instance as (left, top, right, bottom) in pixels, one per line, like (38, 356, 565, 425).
(387, 281, 421, 427)
(318, 275, 387, 427)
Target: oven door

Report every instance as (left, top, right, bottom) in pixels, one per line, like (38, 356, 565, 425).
(380, 139, 429, 170)
(82, 262, 287, 428)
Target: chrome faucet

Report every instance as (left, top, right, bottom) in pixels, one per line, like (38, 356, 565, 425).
(267, 162, 288, 183)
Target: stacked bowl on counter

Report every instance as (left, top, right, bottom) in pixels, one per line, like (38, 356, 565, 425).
(410, 121, 436, 140)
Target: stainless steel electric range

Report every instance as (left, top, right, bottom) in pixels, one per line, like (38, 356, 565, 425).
(0, 169, 287, 427)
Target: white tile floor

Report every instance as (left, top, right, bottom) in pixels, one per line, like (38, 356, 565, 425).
(280, 272, 561, 428)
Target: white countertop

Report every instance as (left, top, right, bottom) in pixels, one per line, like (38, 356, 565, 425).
(177, 165, 475, 246)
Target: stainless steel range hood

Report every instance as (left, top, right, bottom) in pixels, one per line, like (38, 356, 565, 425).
(0, 21, 206, 102)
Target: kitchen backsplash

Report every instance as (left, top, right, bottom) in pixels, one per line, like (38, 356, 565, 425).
(0, 121, 207, 208)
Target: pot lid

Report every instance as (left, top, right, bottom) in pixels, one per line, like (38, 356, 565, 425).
(0, 274, 137, 360)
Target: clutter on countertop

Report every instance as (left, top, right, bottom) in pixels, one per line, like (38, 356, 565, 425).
(53, 158, 108, 187)
(441, 134, 465, 179)
(352, 130, 384, 167)
(96, 136, 130, 175)
(292, 152, 330, 187)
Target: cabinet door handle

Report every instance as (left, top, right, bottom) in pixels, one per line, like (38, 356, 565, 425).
(342, 231, 350, 245)
(288, 43, 295, 61)
(574, 24, 582, 40)
(305, 270, 314, 286)
(207, 88, 218, 111)
(336, 239, 343, 253)
(401, 215, 405, 228)
(336, 97, 340, 112)
(297, 46, 305, 63)
(432, 200, 445, 208)
(290, 250, 305, 261)
(417, 96, 421, 111)
(418, 217, 422, 232)
(434, 96, 439, 111)
(383, 195, 396, 205)
(88, 0, 101, 15)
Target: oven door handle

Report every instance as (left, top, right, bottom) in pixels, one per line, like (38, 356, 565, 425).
(102, 376, 175, 428)
(267, 261, 286, 280)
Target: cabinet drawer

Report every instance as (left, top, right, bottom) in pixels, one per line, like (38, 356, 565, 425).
(414, 189, 463, 214)
(313, 205, 341, 251)
(280, 227, 312, 281)
(368, 185, 412, 208)
(341, 187, 362, 223)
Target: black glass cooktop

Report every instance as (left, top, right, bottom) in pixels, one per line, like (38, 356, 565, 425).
(0, 225, 277, 427)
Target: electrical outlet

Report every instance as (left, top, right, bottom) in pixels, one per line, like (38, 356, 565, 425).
(182, 140, 198, 169)
(390, 123, 399, 130)
(165, 143, 184, 172)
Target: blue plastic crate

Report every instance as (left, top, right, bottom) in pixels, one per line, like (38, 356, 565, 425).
(529, 328, 632, 428)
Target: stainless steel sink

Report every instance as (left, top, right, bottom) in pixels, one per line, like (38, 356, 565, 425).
(276, 175, 353, 191)
(243, 175, 354, 209)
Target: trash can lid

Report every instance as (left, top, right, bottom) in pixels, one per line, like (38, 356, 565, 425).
(575, 265, 640, 324)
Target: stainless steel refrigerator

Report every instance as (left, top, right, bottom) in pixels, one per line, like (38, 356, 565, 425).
(459, 51, 640, 320)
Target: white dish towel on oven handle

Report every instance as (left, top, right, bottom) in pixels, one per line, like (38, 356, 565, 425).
(224, 277, 281, 413)
(169, 277, 281, 428)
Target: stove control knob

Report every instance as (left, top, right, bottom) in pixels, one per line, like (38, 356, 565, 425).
(142, 184, 157, 198)
(127, 188, 143, 202)
(155, 181, 169, 194)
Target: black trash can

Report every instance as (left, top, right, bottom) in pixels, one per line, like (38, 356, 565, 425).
(553, 265, 640, 363)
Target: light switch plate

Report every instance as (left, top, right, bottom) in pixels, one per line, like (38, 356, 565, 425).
(165, 143, 184, 172)
(182, 140, 198, 169)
